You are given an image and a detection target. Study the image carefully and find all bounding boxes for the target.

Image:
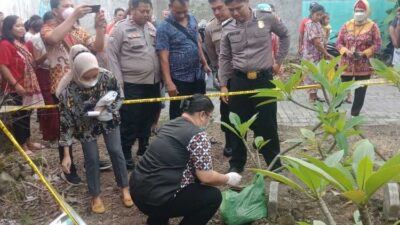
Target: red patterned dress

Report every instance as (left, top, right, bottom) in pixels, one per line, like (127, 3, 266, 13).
(336, 19, 382, 76)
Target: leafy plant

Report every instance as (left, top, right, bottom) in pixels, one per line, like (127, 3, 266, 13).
(370, 58, 400, 89)
(299, 140, 398, 225)
(251, 152, 345, 225)
(221, 112, 268, 169)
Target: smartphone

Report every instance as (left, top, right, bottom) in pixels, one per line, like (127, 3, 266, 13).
(87, 5, 101, 13)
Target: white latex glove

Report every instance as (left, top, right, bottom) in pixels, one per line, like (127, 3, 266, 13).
(226, 172, 242, 186)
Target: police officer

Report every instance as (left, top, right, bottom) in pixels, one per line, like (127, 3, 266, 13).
(205, 0, 233, 157)
(219, 0, 290, 172)
(107, 0, 161, 170)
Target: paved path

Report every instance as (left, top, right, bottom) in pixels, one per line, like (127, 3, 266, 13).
(161, 85, 400, 126)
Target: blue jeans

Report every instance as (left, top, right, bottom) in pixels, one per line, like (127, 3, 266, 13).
(81, 126, 128, 196)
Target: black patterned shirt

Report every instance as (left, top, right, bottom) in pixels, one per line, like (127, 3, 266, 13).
(180, 131, 213, 189)
(59, 69, 123, 146)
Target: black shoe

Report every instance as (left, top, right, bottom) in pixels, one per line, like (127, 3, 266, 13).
(228, 167, 244, 174)
(99, 160, 112, 171)
(61, 172, 82, 186)
(223, 147, 233, 157)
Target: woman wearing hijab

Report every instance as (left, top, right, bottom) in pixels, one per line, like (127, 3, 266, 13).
(58, 44, 133, 214)
(336, 0, 382, 117)
(302, 4, 333, 103)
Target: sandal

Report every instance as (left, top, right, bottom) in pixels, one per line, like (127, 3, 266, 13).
(91, 199, 106, 214)
(121, 196, 134, 208)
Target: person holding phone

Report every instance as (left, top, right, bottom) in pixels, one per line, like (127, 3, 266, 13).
(41, 0, 107, 185)
(58, 45, 133, 214)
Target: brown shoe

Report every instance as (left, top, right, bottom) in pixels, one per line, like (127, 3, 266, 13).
(122, 196, 134, 208)
(91, 199, 105, 214)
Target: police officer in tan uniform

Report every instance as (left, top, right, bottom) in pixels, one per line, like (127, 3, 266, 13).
(219, 0, 290, 172)
(107, 0, 161, 170)
(205, 0, 233, 157)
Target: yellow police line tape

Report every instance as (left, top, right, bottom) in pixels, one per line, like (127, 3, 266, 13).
(0, 77, 394, 224)
(0, 119, 80, 225)
(0, 78, 393, 114)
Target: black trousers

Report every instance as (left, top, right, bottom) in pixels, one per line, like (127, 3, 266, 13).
(229, 72, 282, 170)
(341, 75, 371, 116)
(169, 79, 205, 120)
(133, 183, 222, 225)
(9, 93, 31, 145)
(220, 80, 233, 148)
(52, 95, 77, 174)
(120, 83, 161, 165)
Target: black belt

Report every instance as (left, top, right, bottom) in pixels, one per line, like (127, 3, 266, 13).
(234, 68, 272, 80)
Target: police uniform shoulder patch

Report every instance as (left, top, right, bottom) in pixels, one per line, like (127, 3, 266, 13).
(222, 18, 233, 28)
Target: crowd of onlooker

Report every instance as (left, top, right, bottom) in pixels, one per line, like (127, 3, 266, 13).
(0, 0, 395, 224)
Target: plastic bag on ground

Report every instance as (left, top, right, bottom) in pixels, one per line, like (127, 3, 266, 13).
(220, 173, 268, 225)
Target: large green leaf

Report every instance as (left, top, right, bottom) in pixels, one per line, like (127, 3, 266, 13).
(285, 70, 303, 94)
(282, 156, 347, 191)
(285, 163, 324, 197)
(343, 116, 364, 131)
(376, 154, 400, 174)
(238, 113, 258, 137)
(352, 140, 375, 173)
(365, 165, 400, 201)
(302, 60, 319, 75)
(220, 122, 240, 138)
(303, 154, 354, 191)
(252, 88, 284, 99)
(356, 156, 373, 190)
(342, 190, 366, 205)
(254, 136, 269, 150)
(270, 80, 287, 93)
(228, 112, 241, 132)
(324, 150, 345, 166)
(250, 169, 310, 197)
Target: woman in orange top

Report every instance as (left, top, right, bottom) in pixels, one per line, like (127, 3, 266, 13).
(336, 0, 381, 116)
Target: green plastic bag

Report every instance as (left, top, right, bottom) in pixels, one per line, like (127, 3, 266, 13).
(220, 174, 267, 225)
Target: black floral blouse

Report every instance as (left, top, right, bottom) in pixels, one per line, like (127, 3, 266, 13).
(59, 69, 123, 146)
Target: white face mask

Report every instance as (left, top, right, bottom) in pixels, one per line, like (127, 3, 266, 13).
(62, 7, 75, 20)
(78, 77, 99, 89)
(354, 12, 367, 22)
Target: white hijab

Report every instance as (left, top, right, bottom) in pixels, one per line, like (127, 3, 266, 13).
(56, 44, 99, 97)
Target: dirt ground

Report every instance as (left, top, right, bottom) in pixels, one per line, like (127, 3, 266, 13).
(1, 119, 400, 225)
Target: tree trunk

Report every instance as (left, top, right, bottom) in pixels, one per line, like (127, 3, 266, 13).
(317, 198, 337, 225)
(359, 205, 373, 225)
